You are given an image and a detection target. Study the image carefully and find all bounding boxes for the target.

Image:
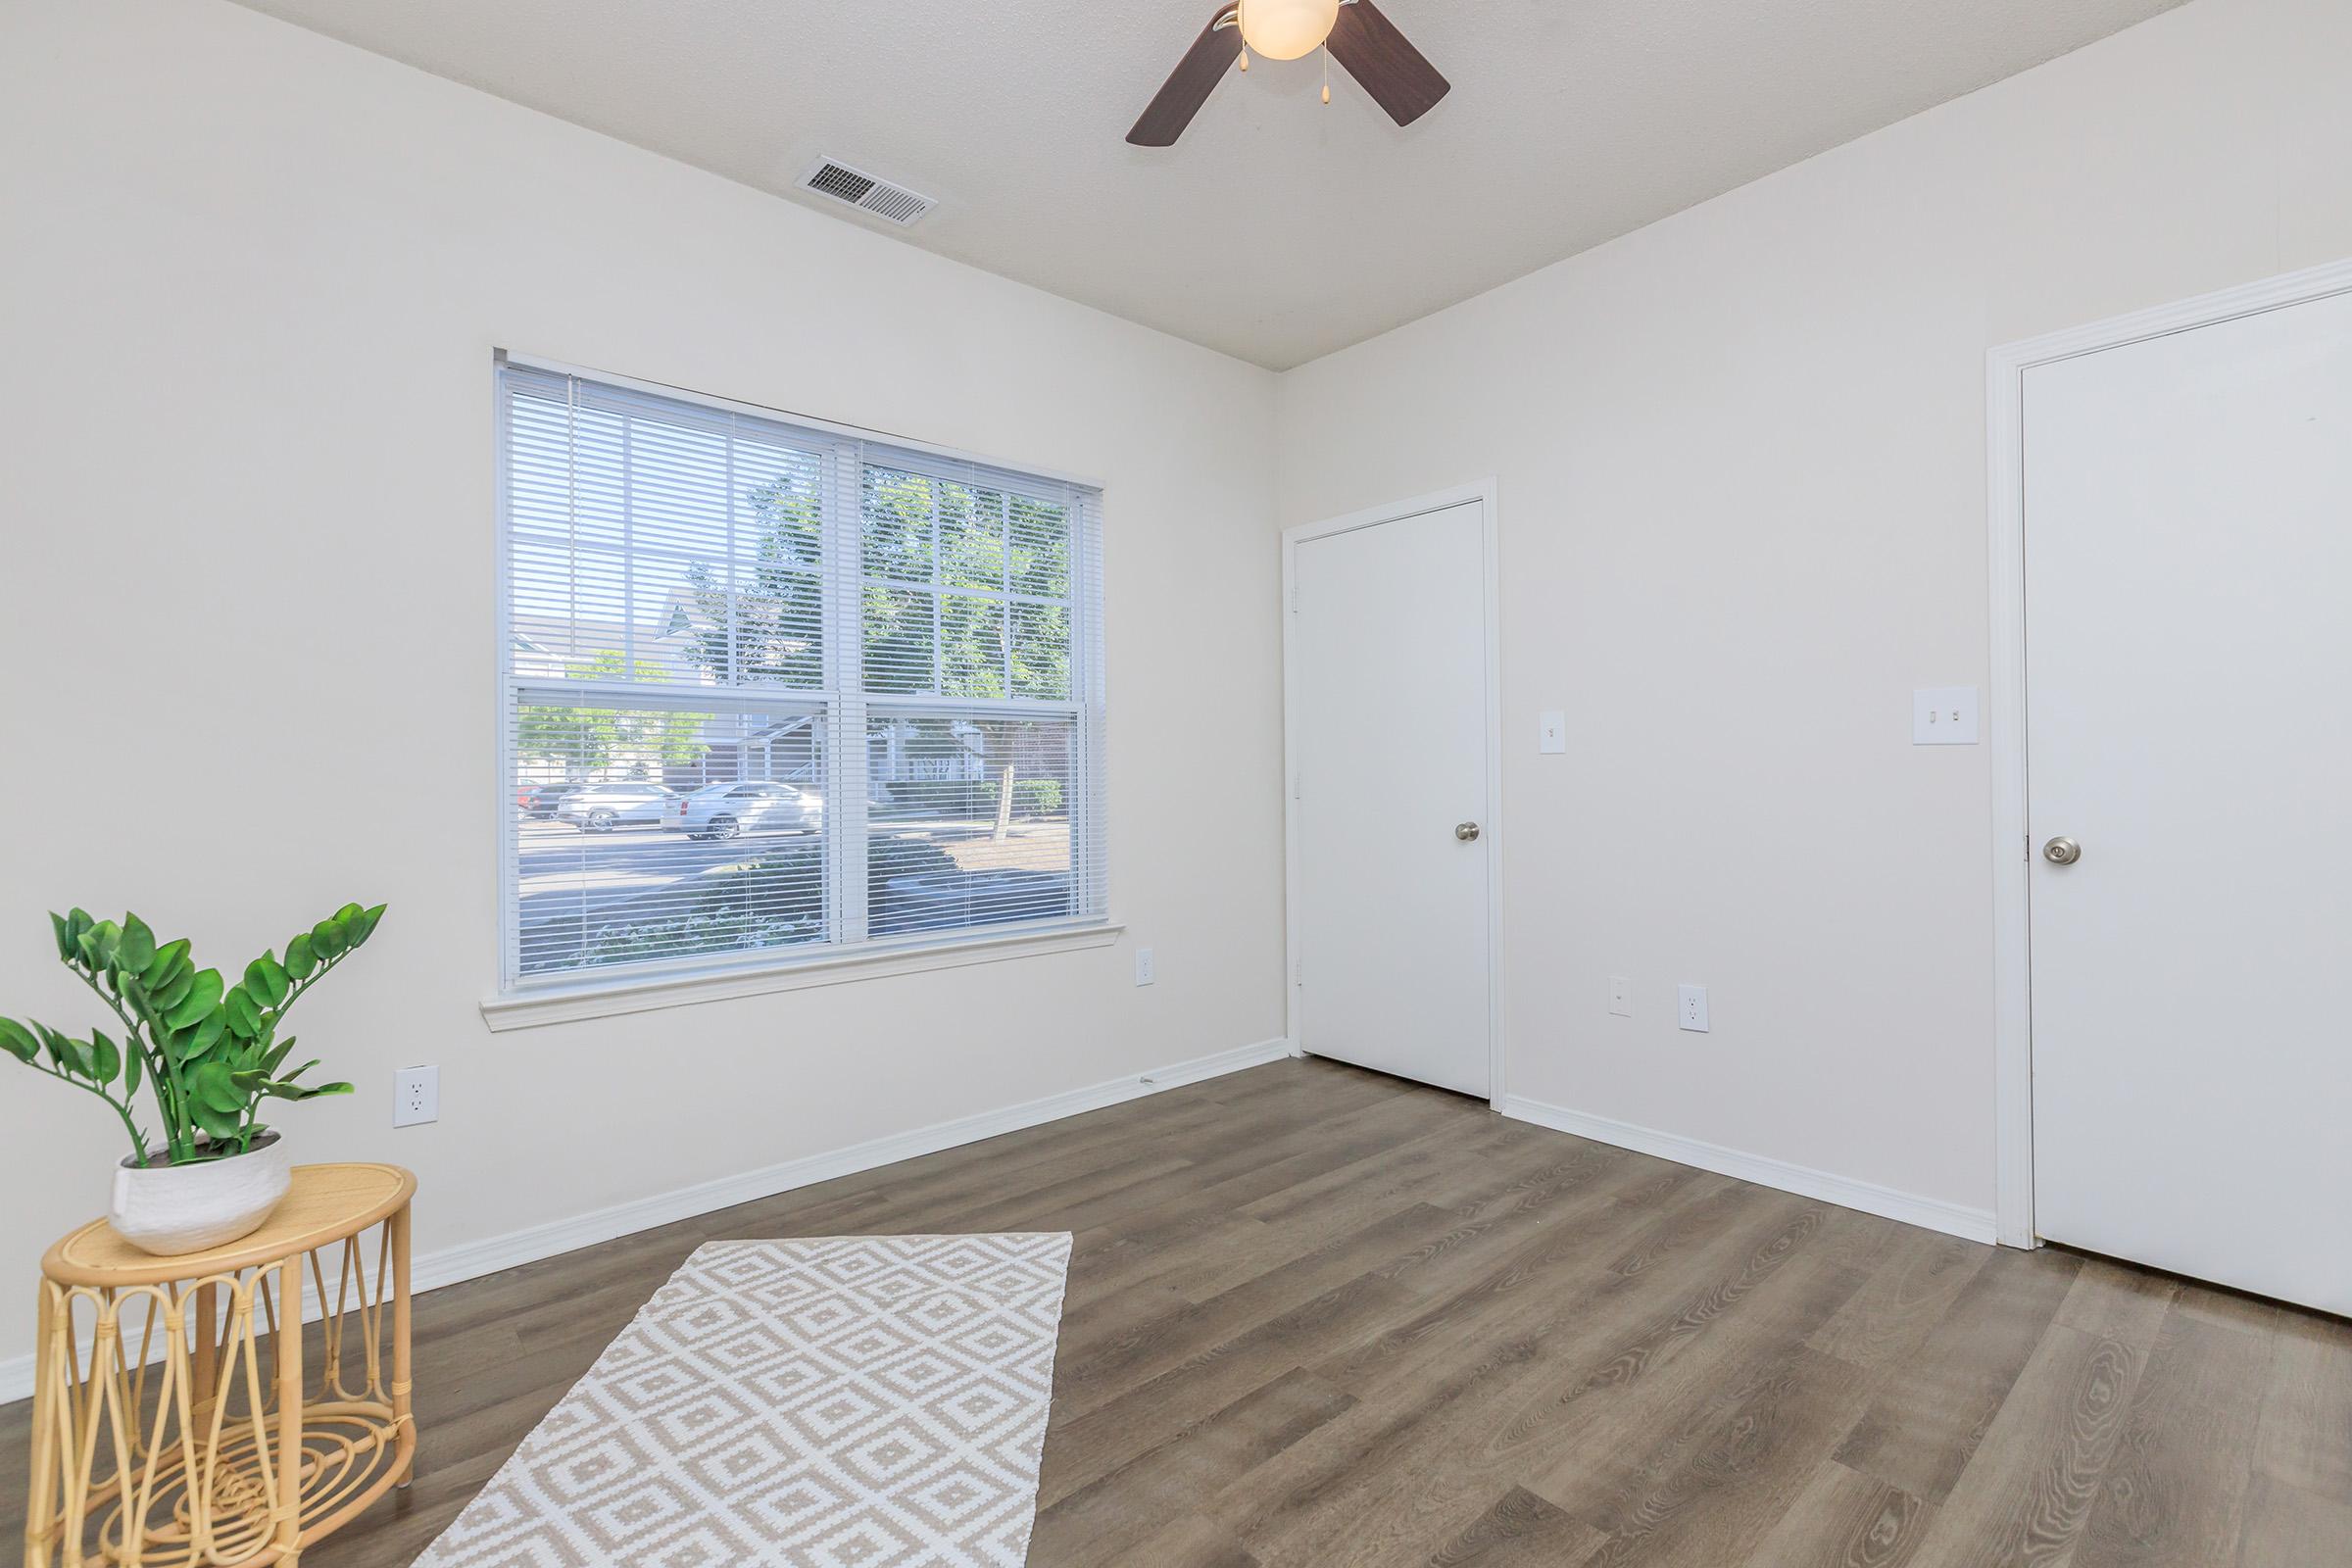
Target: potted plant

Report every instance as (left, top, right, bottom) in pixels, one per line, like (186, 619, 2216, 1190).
(0, 903, 385, 1255)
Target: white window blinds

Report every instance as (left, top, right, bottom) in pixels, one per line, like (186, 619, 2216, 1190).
(498, 359, 1107, 988)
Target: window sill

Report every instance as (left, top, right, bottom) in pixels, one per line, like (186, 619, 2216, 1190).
(478, 919, 1125, 1033)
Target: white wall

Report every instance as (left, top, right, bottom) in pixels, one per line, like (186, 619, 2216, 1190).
(1275, 0, 2352, 1220)
(0, 0, 1284, 1353)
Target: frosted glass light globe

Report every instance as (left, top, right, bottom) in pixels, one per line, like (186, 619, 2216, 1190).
(1237, 0, 1342, 61)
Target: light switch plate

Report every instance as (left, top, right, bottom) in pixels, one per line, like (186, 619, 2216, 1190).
(1677, 984, 1710, 1033)
(1134, 947, 1155, 986)
(1913, 686, 1980, 745)
(1608, 975, 1634, 1017)
(1538, 710, 1567, 755)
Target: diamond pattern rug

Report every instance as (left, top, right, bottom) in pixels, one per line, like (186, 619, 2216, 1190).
(416, 1233, 1074, 1568)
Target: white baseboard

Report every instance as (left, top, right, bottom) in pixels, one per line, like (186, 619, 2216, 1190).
(1497, 1095, 1999, 1246)
(0, 1037, 1293, 1405)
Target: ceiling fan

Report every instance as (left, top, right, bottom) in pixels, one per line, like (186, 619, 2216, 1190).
(1127, 0, 1449, 147)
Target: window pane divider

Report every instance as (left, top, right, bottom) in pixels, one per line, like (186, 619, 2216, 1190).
(854, 693, 1084, 716)
(508, 677, 826, 711)
(824, 438, 871, 946)
(854, 578, 1074, 611)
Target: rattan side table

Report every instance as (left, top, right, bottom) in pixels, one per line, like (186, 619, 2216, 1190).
(24, 1163, 416, 1567)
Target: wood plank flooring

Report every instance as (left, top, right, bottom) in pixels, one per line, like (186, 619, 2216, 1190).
(4, 1057, 2346, 1566)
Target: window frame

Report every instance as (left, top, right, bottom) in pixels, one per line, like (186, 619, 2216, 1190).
(486, 352, 1114, 1027)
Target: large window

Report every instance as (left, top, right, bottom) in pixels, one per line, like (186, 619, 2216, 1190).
(497, 360, 1106, 992)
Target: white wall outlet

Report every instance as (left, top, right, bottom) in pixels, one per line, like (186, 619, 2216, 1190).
(1608, 975, 1635, 1016)
(1134, 947, 1155, 986)
(1912, 686, 1980, 745)
(1538, 710, 1567, 755)
(1677, 984, 1710, 1033)
(393, 1065, 439, 1127)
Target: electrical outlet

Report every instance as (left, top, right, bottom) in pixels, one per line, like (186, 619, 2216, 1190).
(393, 1065, 439, 1127)
(1608, 975, 1634, 1017)
(1677, 984, 1710, 1033)
(1134, 947, 1155, 986)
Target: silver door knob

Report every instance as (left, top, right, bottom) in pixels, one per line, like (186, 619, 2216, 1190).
(2042, 836, 2082, 865)
(1455, 821, 1481, 842)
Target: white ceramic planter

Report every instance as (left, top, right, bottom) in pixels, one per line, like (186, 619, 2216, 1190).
(109, 1134, 293, 1256)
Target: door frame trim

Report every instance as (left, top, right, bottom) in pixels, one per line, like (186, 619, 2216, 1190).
(1985, 256, 2352, 1249)
(1282, 480, 1505, 1107)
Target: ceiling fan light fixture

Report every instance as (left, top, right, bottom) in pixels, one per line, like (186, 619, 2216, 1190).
(1126, 0, 1446, 147)
(1236, 0, 1341, 61)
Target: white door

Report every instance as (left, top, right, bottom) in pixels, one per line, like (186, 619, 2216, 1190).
(1291, 499, 1493, 1097)
(2026, 287, 2352, 1314)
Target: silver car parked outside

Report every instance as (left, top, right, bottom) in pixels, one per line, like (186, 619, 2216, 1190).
(558, 782, 676, 831)
(673, 781, 823, 839)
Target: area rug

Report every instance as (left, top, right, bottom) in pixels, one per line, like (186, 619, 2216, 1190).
(415, 1232, 1074, 1568)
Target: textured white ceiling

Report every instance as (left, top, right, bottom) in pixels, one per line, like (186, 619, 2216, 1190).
(227, 0, 2184, 369)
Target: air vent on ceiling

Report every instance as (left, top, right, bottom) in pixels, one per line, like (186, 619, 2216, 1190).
(799, 159, 937, 227)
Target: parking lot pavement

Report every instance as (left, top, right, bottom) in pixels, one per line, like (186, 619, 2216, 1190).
(515, 820, 803, 920)
(514, 814, 1074, 964)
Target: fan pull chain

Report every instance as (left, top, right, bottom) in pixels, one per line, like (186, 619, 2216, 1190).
(1238, 46, 1250, 72)
(1322, 47, 1331, 104)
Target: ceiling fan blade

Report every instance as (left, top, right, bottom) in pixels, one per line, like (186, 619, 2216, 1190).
(1326, 0, 1450, 126)
(1127, 4, 1245, 146)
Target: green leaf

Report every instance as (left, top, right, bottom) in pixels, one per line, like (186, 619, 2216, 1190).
(221, 986, 263, 1041)
(190, 1060, 246, 1116)
(351, 904, 388, 946)
(77, 920, 122, 971)
(140, 938, 190, 992)
(49, 912, 74, 962)
(88, 1029, 121, 1087)
(0, 1017, 38, 1063)
(64, 908, 94, 964)
(122, 1039, 142, 1098)
(262, 1037, 297, 1076)
(165, 969, 223, 1031)
(335, 902, 365, 925)
(166, 1009, 227, 1066)
(43, 1030, 97, 1082)
(150, 966, 195, 1015)
(117, 915, 156, 975)
(246, 956, 291, 1007)
(192, 1102, 244, 1145)
(283, 934, 317, 981)
(311, 919, 348, 961)
(267, 1079, 353, 1102)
